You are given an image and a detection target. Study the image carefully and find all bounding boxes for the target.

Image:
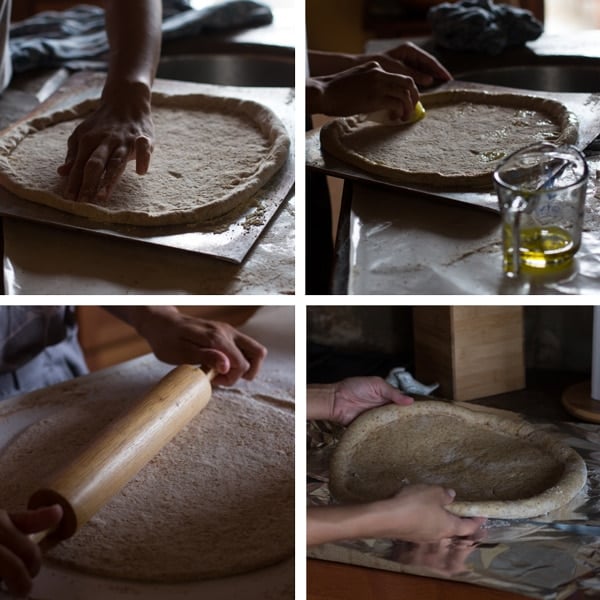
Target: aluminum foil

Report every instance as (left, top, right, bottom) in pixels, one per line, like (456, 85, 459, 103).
(307, 416, 600, 599)
(344, 154, 600, 295)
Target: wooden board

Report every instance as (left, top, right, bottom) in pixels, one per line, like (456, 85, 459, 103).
(413, 306, 526, 401)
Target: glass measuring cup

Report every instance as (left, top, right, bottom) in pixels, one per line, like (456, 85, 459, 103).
(493, 142, 588, 277)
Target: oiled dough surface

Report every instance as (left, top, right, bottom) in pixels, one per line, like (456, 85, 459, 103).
(320, 90, 577, 189)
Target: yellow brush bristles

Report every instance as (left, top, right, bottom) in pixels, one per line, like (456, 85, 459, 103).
(410, 100, 426, 123)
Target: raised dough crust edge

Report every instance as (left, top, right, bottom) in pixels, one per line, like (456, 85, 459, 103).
(320, 89, 579, 191)
(329, 400, 587, 519)
(0, 92, 291, 226)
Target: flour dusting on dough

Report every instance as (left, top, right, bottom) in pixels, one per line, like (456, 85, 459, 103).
(0, 93, 290, 226)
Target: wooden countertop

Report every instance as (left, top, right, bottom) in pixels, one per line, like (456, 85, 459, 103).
(308, 559, 534, 600)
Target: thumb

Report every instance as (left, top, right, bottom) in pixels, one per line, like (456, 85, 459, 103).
(442, 488, 456, 506)
(194, 349, 230, 375)
(56, 161, 73, 176)
(379, 381, 414, 406)
(11, 505, 63, 534)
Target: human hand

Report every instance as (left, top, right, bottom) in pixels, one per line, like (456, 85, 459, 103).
(363, 42, 452, 88)
(0, 505, 63, 597)
(309, 61, 419, 118)
(134, 307, 267, 386)
(371, 484, 485, 543)
(307, 484, 485, 547)
(332, 376, 413, 425)
(57, 82, 154, 204)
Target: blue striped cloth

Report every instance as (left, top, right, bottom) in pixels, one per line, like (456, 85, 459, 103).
(9, 0, 272, 73)
(0, 307, 88, 401)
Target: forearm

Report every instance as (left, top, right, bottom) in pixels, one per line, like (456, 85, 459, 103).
(307, 384, 336, 421)
(306, 77, 327, 115)
(102, 0, 162, 102)
(308, 50, 357, 77)
(105, 306, 258, 330)
(103, 306, 178, 336)
(308, 502, 395, 546)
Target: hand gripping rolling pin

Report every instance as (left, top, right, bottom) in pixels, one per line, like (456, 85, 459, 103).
(27, 364, 215, 546)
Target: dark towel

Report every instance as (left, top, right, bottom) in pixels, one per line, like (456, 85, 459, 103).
(428, 0, 543, 55)
(9, 0, 273, 74)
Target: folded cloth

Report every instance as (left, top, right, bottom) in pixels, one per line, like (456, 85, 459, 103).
(385, 367, 439, 396)
(428, 0, 543, 56)
(9, 0, 273, 74)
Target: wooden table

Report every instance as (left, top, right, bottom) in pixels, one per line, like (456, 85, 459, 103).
(308, 559, 534, 600)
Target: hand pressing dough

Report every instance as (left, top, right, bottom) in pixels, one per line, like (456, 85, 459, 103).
(320, 90, 578, 189)
(329, 401, 586, 518)
(0, 385, 294, 582)
(0, 92, 290, 226)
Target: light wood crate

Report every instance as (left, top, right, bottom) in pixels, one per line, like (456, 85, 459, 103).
(413, 306, 525, 401)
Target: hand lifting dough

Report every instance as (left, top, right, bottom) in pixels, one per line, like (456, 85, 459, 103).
(329, 400, 586, 519)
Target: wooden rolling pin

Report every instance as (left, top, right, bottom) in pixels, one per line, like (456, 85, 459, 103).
(27, 364, 215, 545)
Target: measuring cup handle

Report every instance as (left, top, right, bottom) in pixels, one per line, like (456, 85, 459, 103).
(504, 204, 522, 278)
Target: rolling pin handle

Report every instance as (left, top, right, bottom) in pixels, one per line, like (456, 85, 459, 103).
(27, 489, 78, 542)
(28, 528, 51, 546)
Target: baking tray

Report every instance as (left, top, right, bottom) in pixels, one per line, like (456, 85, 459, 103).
(0, 73, 295, 264)
(306, 81, 600, 214)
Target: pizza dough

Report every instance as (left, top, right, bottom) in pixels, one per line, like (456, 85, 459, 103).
(329, 401, 586, 518)
(0, 92, 290, 226)
(320, 90, 578, 189)
(0, 383, 294, 582)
